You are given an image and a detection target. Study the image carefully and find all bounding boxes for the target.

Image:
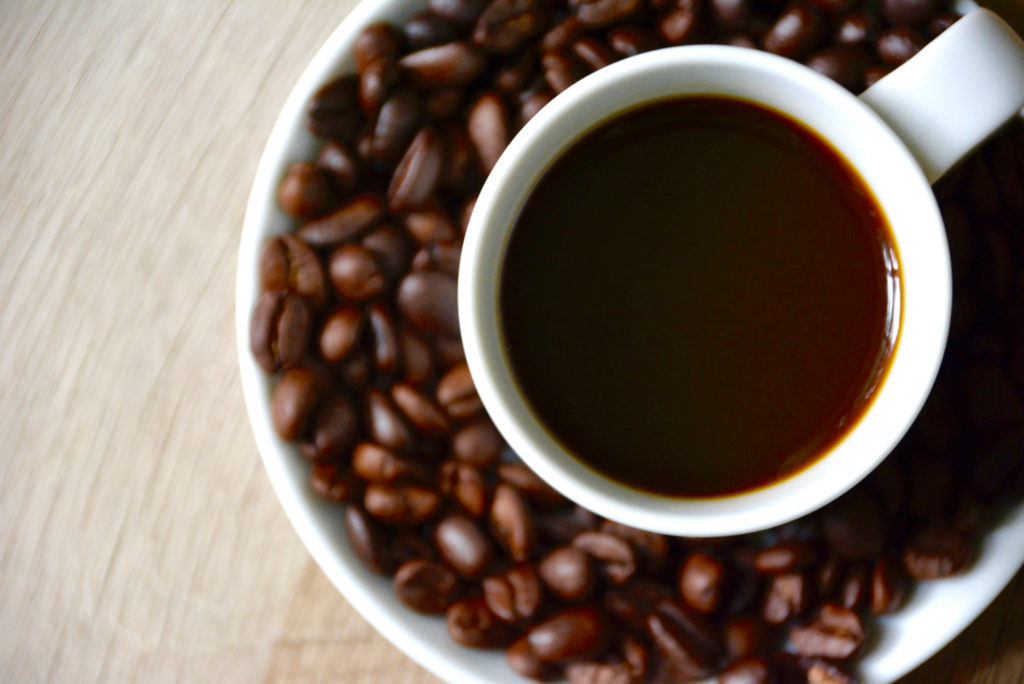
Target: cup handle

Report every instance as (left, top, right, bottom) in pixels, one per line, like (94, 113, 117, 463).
(859, 8, 1024, 183)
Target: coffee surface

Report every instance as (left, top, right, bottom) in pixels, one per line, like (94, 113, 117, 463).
(501, 96, 900, 497)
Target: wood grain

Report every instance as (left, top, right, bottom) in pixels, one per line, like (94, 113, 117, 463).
(0, 2, 1019, 682)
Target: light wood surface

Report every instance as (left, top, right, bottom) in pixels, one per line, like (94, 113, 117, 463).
(0, 2, 1020, 682)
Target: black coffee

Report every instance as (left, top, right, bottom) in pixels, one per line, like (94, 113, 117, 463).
(500, 96, 900, 498)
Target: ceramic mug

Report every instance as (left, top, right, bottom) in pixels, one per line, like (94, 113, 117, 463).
(459, 8, 1024, 537)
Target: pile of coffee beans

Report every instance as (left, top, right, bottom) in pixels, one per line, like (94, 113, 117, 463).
(250, 0, 1024, 680)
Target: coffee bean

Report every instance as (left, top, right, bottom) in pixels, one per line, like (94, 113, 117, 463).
(406, 208, 458, 248)
(927, 10, 959, 36)
(495, 49, 539, 94)
(400, 41, 488, 87)
(528, 605, 609, 662)
(436, 514, 494, 577)
(306, 75, 361, 141)
(398, 328, 435, 385)
(431, 0, 487, 26)
(710, 0, 751, 32)
(720, 656, 771, 684)
(806, 46, 869, 91)
(543, 17, 583, 52)
(277, 162, 337, 219)
(366, 388, 415, 451)
(447, 596, 510, 647)
(434, 331, 465, 367)
(621, 635, 649, 680)
(833, 11, 876, 45)
(474, 0, 549, 53)
(761, 572, 809, 624)
(392, 382, 450, 435)
(571, 0, 644, 27)
(345, 504, 393, 574)
(657, 7, 701, 44)
(339, 348, 372, 389)
(607, 25, 662, 56)
(838, 563, 867, 610)
(359, 57, 400, 116)
(572, 37, 615, 71)
(355, 23, 403, 73)
(863, 64, 890, 88)
(270, 367, 320, 440)
(599, 521, 668, 573)
(519, 91, 552, 125)
(803, 0, 854, 13)
(506, 636, 558, 680)
(678, 551, 725, 613)
(403, 11, 461, 50)
(441, 459, 489, 516)
(903, 523, 972, 579)
(297, 193, 384, 247)
(451, 419, 503, 467)
(565, 660, 635, 684)
(319, 306, 363, 363)
(316, 141, 360, 196)
(309, 462, 359, 501)
(491, 483, 535, 561)
(646, 601, 717, 679)
(870, 556, 906, 615)
(880, 0, 942, 26)
(425, 88, 465, 119)
(436, 362, 483, 419)
(542, 51, 581, 93)
(820, 488, 885, 560)
(468, 92, 509, 173)
(484, 563, 544, 622)
(394, 559, 460, 614)
(393, 532, 440, 566)
(388, 127, 445, 211)
(362, 224, 412, 279)
(412, 242, 462, 276)
(876, 27, 924, 65)
(754, 543, 817, 574)
(397, 270, 459, 337)
(259, 233, 327, 307)
(540, 546, 595, 601)
(763, 4, 823, 59)
(723, 615, 767, 659)
(440, 121, 480, 191)
(353, 442, 418, 482)
(790, 603, 865, 660)
(603, 579, 674, 632)
(802, 657, 856, 684)
(303, 393, 359, 462)
(498, 463, 566, 507)
(329, 244, 385, 301)
(365, 482, 441, 525)
(364, 303, 399, 373)
(250, 291, 311, 373)
(369, 88, 422, 162)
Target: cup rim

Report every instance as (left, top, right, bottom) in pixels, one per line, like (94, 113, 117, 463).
(459, 44, 952, 537)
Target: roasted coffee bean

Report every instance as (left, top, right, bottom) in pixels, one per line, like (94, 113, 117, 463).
(543, 17, 583, 52)
(599, 521, 668, 573)
(571, 0, 644, 27)
(306, 75, 360, 141)
(339, 348, 372, 389)
(572, 37, 615, 71)
(876, 27, 924, 65)
(646, 601, 717, 679)
(474, 0, 549, 53)
(392, 382, 450, 435)
(491, 483, 535, 561)
(761, 572, 809, 624)
(903, 522, 972, 579)
(495, 49, 539, 94)
(397, 269, 459, 337)
(816, 554, 841, 599)
(468, 92, 509, 173)
(726, 32, 758, 49)
(927, 10, 959, 36)
(678, 551, 725, 613)
(880, 0, 943, 26)
(369, 88, 422, 162)
(406, 207, 458, 246)
(297, 193, 384, 247)
(364, 482, 440, 525)
(403, 10, 461, 50)
(345, 504, 393, 574)
(425, 88, 465, 119)
(388, 127, 445, 211)
(833, 11, 876, 45)
(436, 362, 483, 419)
(519, 91, 552, 125)
(431, 0, 488, 26)
(353, 442, 417, 482)
(447, 596, 510, 647)
(542, 51, 581, 93)
(413, 242, 462, 275)
(540, 546, 595, 601)
(863, 64, 890, 88)
(433, 332, 465, 367)
(802, 657, 856, 684)
(436, 514, 494, 577)
(620, 634, 649, 679)
(607, 25, 661, 56)
(484, 563, 544, 622)
(309, 462, 359, 501)
(366, 388, 415, 451)
(401, 41, 488, 87)
(355, 22, 403, 73)
(803, 0, 854, 13)
(820, 488, 885, 560)
(763, 4, 823, 59)
(398, 328, 435, 385)
(506, 636, 558, 680)
(528, 606, 609, 662)
(838, 563, 867, 610)
(277, 162, 337, 219)
(441, 459, 489, 516)
(806, 46, 869, 91)
(720, 656, 771, 684)
(754, 543, 816, 574)
(392, 532, 439, 565)
(319, 306, 363, 363)
(723, 569, 762, 616)
(603, 579, 674, 631)
(723, 615, 767, 659)
(657, 6, 701, 44)
(329, 244, 385, 301)
(270, 367, 320, 440)
(710, 0, 751, 32)
(250, 291, 312, 373)
(366, 303, 400, 373)
(259, 233, 327, 307)
(303, 393, 359, 461)
(316, 141, 360, 195)
(452, 419, 504, 466)
(440, 121, 480, 190)
(394, 559, 460, 614)
(790, 603, 865, 660)
(498, 463, 566, 507)
(359, 58, 399, 118)
(870, 556, 906, 615)
(571, 531, 636, 585)
(362, 224, 412, 279)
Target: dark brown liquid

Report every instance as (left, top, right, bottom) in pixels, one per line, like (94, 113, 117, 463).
(500, 96, 900, 498)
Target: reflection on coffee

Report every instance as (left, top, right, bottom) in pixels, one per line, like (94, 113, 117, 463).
(500, 96, 901, 498)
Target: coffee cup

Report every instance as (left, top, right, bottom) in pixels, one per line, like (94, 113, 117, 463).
(459, 8, 1024, 537)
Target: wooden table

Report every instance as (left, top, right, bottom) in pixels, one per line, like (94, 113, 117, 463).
(1, 2, 1021, 682)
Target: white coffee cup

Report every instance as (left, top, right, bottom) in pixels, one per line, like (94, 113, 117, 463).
(459, 9, 1024, 537)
